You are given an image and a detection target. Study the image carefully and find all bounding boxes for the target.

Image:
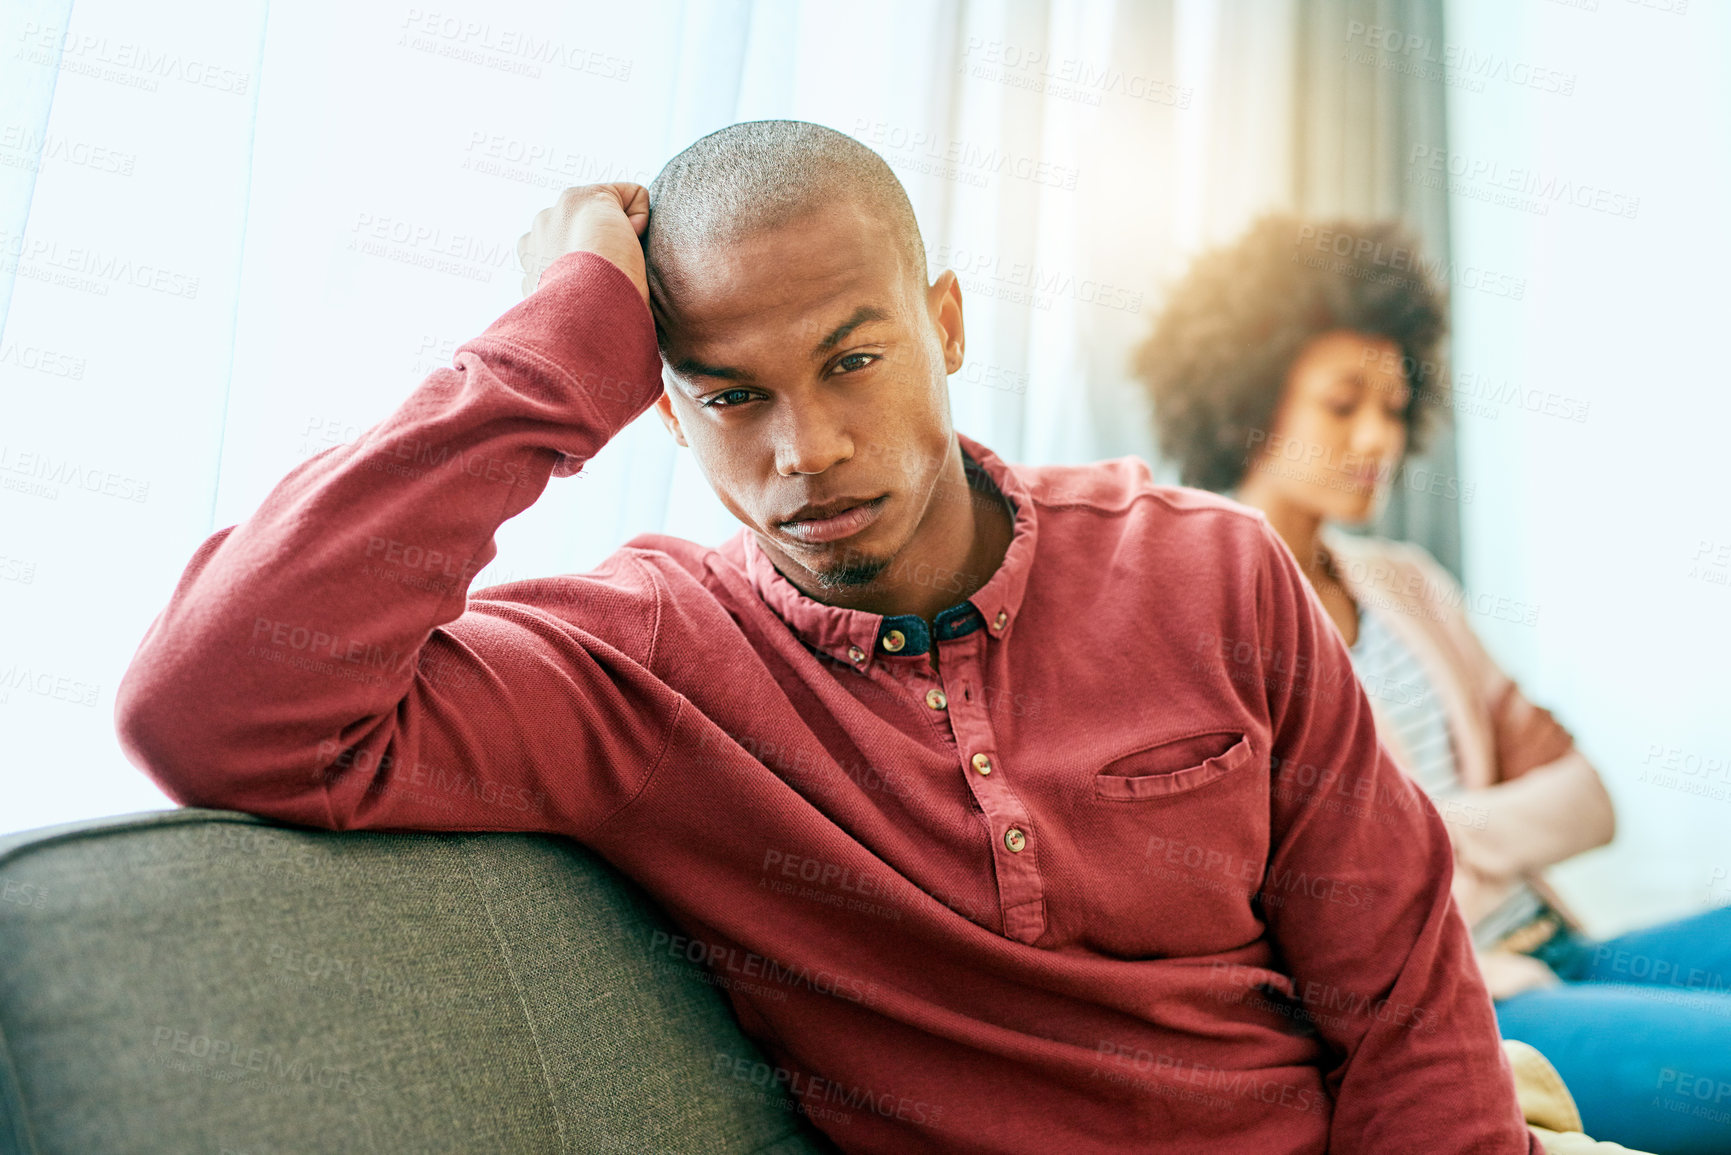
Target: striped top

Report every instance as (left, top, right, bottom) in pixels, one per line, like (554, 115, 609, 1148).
(1347, 602, 1545, 949)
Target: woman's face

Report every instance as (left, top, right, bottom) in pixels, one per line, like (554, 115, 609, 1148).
(1238, 329, 1412, 526)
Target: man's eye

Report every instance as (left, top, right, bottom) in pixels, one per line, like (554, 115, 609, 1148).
(704, 388, 758, 409)
(834, 353, 879, 374)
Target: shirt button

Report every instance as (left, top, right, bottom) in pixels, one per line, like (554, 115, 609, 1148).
(971, 752, 992, 775)
(993, 610, 1008, 630)
(1004, 826, 1027, 853)
(847, 645, 866, 663)
(926, 688, 948, 710)
(882, 629, 906, 653)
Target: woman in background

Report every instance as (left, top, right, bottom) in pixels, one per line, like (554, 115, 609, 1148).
(1134, 214, 1731, 1155)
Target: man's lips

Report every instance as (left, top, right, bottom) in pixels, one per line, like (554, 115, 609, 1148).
(777, 495, 888, 544)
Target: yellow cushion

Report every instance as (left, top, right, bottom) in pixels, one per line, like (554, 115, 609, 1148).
(1503, 1039, 1652, 1154)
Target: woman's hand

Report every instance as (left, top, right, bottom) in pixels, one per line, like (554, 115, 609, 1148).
(1478, 949, 1563, 1001)
(1445, 799, 1523, 927)
(1451, 850, 1512, 926)
(1450, 807, 1518, 884)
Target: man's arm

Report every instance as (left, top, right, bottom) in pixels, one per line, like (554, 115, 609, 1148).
(115, 186, 679, 839)
(1251, 517, 1539, 1152)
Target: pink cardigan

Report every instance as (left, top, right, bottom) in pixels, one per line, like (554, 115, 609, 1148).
(1318, 527, 1617, 938)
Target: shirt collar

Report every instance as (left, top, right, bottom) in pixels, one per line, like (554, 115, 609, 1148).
(739, 431, 1039, 672)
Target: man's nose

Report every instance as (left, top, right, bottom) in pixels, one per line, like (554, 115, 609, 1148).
(775, 400, 854, 476)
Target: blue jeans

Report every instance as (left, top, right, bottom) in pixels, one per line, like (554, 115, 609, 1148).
(1494, 905, 1731, 1155)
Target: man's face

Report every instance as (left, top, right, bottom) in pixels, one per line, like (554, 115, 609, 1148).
(650, 201, 964, 592)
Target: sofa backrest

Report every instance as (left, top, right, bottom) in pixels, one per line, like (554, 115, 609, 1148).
(0, 808, 834, 1155)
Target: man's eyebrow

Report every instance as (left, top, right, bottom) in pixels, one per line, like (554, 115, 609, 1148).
(813, 305, 890, 356)
(668, 305, 892, 383)
(669, 357, 748, 382)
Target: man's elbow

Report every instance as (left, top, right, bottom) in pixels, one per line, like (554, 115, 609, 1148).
(114, 659, 253, 814)
(115, 657, 188, 787)
(116, 678, 217, 809)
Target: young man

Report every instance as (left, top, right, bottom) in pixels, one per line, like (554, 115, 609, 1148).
(116, 121, 1537, 1153)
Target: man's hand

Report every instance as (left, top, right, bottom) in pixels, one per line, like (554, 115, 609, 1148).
(518, 182, 650, 306)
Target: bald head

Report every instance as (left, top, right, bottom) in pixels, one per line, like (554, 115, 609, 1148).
(644, 120, 927, 314)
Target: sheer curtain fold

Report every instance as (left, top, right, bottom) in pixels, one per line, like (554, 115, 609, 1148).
(1293, 0, 1461, 574)
(0, 0, 76, 348)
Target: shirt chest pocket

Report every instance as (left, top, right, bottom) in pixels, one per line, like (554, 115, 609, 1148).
(1093, 729, 1254, 800)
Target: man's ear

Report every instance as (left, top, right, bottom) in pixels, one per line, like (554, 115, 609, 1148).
(654, 389, 689, 447)
(927, 269, 965, 375)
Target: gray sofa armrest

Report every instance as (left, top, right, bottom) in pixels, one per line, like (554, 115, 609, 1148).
(0, 808, 836, 1155)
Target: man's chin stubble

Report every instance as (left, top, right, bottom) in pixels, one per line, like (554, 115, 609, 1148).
(809, 555, 892, 591)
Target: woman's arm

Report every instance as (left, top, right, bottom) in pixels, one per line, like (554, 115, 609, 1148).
(1452, 748, 1617, 879)
(1393, 543, 1617, 877)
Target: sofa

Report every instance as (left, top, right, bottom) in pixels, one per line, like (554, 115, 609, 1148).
(0, 807, 838, 1155)
(1, 808, 1652, 1155)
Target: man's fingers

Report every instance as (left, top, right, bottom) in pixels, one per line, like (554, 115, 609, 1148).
(552, 182, 648, 226)
(618, 184, 650, 236)
(592, 181, 647, 209)
(519, 181, 652, 303)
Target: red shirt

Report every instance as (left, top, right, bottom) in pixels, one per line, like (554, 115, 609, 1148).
(116, 250, 1536, 1154)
